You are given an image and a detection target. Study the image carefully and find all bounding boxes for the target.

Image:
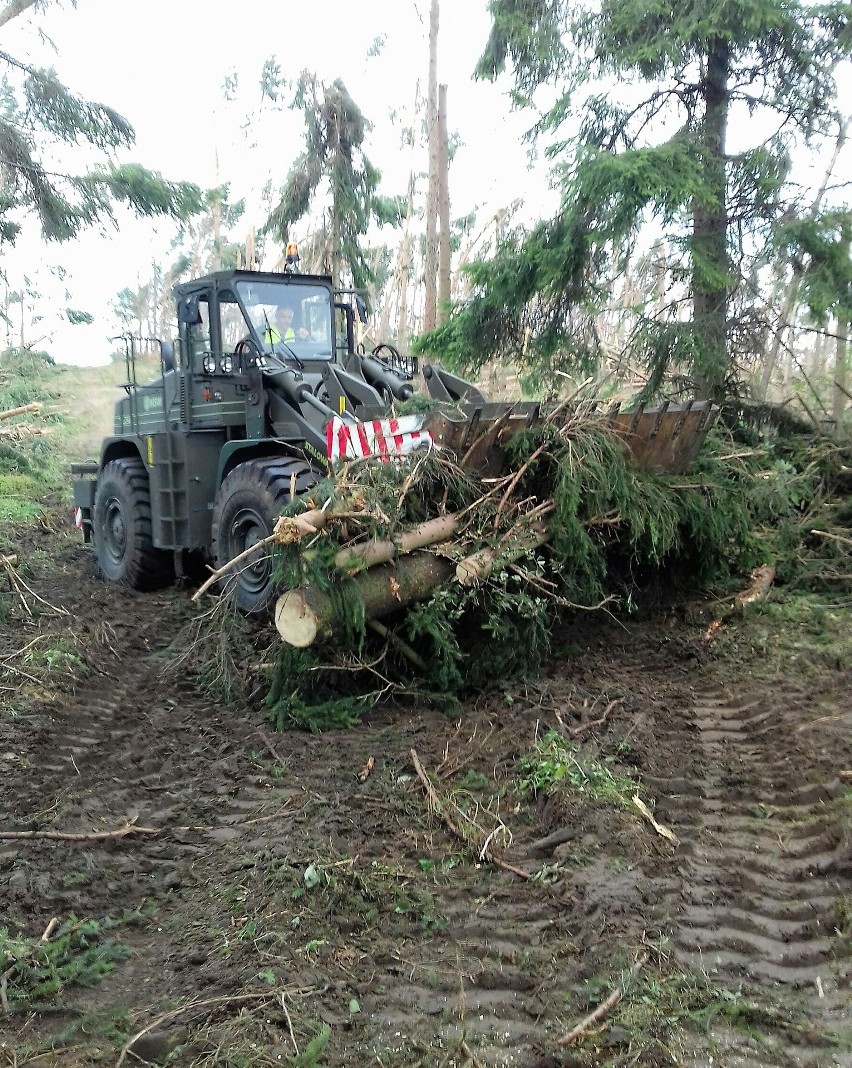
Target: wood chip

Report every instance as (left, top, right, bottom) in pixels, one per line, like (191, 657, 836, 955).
(631, 796, 679, 846)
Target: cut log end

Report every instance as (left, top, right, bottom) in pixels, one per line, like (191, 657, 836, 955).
(275, 591, 320, 648)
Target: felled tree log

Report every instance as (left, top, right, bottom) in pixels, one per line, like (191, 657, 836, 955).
(0, 402, 41, 421)
(334, 513, 461, 574)
(275, 552, 454, 648)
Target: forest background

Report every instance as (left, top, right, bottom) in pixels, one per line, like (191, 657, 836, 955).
(1, 0, 851, 421)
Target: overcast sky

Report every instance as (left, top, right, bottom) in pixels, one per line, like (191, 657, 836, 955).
(8, 1, 849, 366)
(5, 0, 554, 364)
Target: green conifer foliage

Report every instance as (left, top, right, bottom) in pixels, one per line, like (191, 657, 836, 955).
(418, 0, 850, 400)
(265, 72, 404, 300)
(0, 45, 201, 245)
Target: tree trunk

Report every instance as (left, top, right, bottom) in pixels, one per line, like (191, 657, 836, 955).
(692, 37, 730, 401)
(396, 173, 415, 348)
(834, 307, 849, 427)
(211, 148, 222, 271)
(0, 0, 38, 30)
(334, 513, 460, 574)
(437, 83, 451, 325)
(456, 525, 550, 585)
(423, 0, 440, 333)
(275, 552, 455, 648)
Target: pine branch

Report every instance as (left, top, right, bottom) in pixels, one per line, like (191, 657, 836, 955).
(0, 0, 40, 31)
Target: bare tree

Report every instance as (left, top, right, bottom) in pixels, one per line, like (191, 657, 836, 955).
(437, 83, 451, 325)
(423, 0, 440, 332)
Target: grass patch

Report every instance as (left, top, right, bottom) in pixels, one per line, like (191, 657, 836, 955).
(711, 592, 852, 678)
(288, 857, 448, 941)
(519, 730, 638, 805)
(0, 347, 161, 528)
(564, 958, 843, 1065)
(181, 1009, 331, 1068)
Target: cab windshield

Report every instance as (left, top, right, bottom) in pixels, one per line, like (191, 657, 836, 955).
(234, 280, 333, 360)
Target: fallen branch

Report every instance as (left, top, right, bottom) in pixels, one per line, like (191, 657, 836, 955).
(0, 822, 161, 842)
(524, 827, 575, 856)
(703, 564, 776, 642)
(115, 992, 279, 1068)
(334, 513, 461, 574)
(811, 528, 852, 550)
(631, 796, 679, 846)
(409, 748, 530, 880)
(795, 394, 823, 433)
(493, 443, 549, 530)
(570, 698, 622, 738)
(40, 917, 60, 941)
(458, 1039, 487, 1068)
(556, 953, 649, 1046)
(734, 564, 776, 608)
(192, 513, 321, 602)
(0, 425, 49, 440)
(0, 555, 68, 616)
(1, 917, 72, 1014)
(196, 497, 392, 604)
(457, 523, 550, 585)
(367, 619, 427, 672)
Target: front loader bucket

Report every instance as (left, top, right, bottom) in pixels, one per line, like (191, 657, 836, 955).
(425, 399, 719, 477)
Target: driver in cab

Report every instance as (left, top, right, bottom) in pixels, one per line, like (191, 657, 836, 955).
(264, 304, 309, 346)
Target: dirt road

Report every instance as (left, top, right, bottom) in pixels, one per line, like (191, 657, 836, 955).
(0, 513, 849, 1066)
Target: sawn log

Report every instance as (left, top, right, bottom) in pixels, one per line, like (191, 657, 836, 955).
(275, 552, 455, 648)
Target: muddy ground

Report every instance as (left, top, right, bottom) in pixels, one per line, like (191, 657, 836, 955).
(0, 500, 850, 1067)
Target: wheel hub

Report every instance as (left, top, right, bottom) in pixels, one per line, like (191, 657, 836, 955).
(103, 497, 127, 564)
(230, 508, 271, 595)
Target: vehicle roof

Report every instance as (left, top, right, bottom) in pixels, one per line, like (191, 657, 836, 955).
(174, 269, 335, 297)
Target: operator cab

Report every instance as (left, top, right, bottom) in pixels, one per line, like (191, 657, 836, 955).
(235, 278, 334, 362)
(173, 268, 360, 379)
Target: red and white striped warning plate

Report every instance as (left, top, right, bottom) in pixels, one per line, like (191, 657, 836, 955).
(326, 416, 432, 464)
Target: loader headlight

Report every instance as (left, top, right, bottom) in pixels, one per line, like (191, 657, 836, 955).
(220, 356, 233, 374)
(203, 355, 216, 375)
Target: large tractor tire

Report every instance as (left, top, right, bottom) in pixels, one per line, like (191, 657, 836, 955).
(211, 457, 319, 614)
(94, 457, 173, 589)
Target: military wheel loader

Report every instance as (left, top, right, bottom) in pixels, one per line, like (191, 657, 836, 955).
(71, 267, 488, 613)
(72, 266, 718, 613)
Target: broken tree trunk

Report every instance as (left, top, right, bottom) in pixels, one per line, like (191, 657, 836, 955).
(456, 525, 551, 585)
(733, 563, 776, 608)
(275, 552, 454, 648)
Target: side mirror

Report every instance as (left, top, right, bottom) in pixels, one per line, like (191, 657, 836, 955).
(161, 340, 176, 373)
(355, 295, 368, 324)
(177, 294, 202, 326)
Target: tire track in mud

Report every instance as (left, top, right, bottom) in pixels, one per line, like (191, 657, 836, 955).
(360, 883, 568, 1066)
(0, 630, 301, 911)
(652, 681, 852, 1065)
(2, 610, 572, 1065)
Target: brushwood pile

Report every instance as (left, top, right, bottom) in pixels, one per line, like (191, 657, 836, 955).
(186, 403, 851, 731)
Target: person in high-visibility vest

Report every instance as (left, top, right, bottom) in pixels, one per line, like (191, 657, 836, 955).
(264, 305, 309, 345)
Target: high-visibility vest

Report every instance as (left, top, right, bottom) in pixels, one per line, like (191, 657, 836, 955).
(264, 325, 295, 343)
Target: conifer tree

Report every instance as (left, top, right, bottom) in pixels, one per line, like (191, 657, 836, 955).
(0, 4, 201, 246)
(419, 0, 850, 400)
(265, 72, 403, 301)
